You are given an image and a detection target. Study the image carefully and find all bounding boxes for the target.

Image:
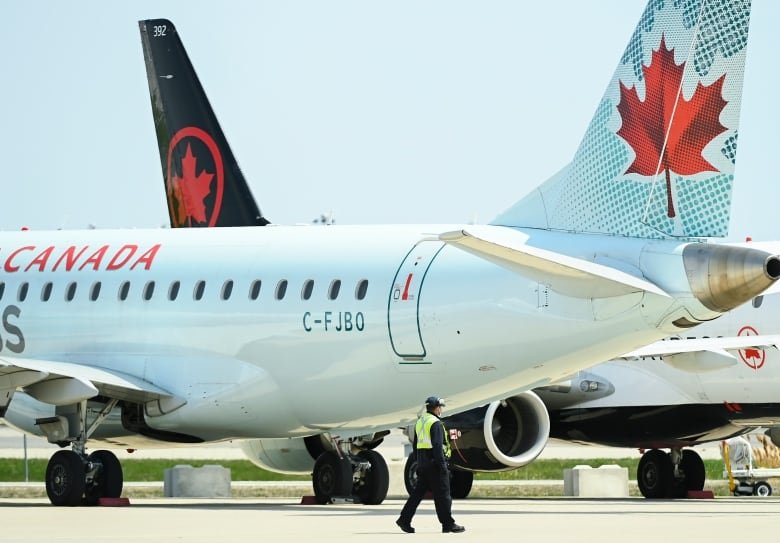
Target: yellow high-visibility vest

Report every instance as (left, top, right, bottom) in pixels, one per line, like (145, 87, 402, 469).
(415, 412, 451, 458)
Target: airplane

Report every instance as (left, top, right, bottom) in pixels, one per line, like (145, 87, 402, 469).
(136, 1, 780, 503)
(1, 0, 776, 508)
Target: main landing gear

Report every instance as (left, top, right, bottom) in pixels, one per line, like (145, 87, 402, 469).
(37, 400, 124, 506)
(403, 450, 475, 499)
(637, 448, 705, 499)
(311, 440, 390, 504)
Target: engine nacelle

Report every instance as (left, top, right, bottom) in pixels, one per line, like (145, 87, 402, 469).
(442, 391, 550, 471)
(240, 435, 327, 474)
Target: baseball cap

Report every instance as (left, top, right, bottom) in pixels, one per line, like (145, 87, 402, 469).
(425, 396, 446, 407)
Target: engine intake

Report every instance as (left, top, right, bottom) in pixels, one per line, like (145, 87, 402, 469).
(442, 391, 550, 471)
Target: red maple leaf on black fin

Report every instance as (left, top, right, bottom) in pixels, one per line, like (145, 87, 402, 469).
(169, 143, 214, 225)
(616, 35, 728, 218)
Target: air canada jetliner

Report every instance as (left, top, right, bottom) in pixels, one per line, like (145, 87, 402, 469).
(130, 3, 780, 504)
(132, 3, 780, 503)
(1, 0, 777, 508)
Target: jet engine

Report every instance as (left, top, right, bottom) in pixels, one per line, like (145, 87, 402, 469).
(442, 391, 550, 471)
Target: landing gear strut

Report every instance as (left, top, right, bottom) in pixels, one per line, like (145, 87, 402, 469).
(311, 438, 390, 505)
(637, 448, 705, 499)
(39, 400, 125, 506)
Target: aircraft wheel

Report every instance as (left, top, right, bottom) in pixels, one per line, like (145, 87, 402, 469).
(355, 450, 389, 505)
(403, 451, 418, 495)
(450, 469, 474, 499)
(312, 451, 353, 504)
(637, 449, 673, 499)
(84, 450, 124, 506)
(754, 481, 772, 497)
(45, 450, 86, 506)
(679, 449, 705, 492)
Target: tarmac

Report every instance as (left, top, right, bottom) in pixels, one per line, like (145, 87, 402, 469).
(1, 496, 777, 542)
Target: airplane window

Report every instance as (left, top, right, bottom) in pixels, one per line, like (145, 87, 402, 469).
(328, 279, 341, 300)
(41, 282, 53, 302)
(221, 280, 234, 301)
(249, 280, 262, 300)
(90, 282, 101, 302)
(18, 282, 28, 302)
(753, 295, 764, 308)
(169, 281, 180, 301)
(143, 281, 155, 301)
(118, 281, 130, 301)
(301, 279, 314, 300)
(275, 279, 288, 300)
(194, 280, 205, 301)
(65, 282, 77, 302)
(0, 282, 4, 301)
(355, 279, 368, 300)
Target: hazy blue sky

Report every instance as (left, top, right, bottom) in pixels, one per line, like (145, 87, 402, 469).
(1, 1, 777, 242)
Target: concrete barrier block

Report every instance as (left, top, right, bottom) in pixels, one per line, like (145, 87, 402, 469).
(387, 460, 407, 498)
(563, 464, 628, 497)
(163, 464, 231, 498)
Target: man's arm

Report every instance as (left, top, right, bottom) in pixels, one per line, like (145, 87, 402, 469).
(430, 421, 448, 469)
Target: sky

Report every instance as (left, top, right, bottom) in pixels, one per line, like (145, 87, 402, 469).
(1, 1, 778, 242)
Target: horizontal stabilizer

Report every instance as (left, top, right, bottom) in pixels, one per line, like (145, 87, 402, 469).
(439, 226, 668, 299)
(0, 357, 180, 407)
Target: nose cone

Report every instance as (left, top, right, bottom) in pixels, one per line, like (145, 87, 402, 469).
(683, 244, 780, 313)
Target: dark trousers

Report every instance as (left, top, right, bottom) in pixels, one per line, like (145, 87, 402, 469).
(399, 463, 455, 527)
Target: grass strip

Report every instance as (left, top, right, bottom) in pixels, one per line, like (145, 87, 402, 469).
(0, 457, 729, 482)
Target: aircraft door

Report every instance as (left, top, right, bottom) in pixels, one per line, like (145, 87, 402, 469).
(388, 240, 445, 361)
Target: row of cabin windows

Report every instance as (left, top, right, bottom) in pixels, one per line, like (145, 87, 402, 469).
(0, 278, 369, 303)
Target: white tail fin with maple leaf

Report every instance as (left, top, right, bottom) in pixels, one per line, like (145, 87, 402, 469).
(493, 0, 751, 239)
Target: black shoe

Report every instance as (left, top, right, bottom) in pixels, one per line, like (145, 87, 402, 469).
(442, 524, 465, 533)
(396, 519, 415, 533)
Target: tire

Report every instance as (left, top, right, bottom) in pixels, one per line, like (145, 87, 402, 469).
(637, 449, 673, 499)
(403, 451, 418, 496)
(45, 450, 86, 506)
(754, 481, 772, 497)
(679, 449, 705, 492)
(355, 450, 389, 505)
(312, 451, 353, 504)
(84, 450, 124, 506)
(450, 469, 473, 499)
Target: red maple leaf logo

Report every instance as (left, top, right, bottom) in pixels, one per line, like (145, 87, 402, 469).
(743, 348, 761, 360)
(169, 143, 214, 225)
(616, 35, 728, 218)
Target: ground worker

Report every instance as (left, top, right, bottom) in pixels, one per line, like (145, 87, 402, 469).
(396, 396, 465, 534)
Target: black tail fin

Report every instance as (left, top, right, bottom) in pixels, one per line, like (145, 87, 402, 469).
(139, 19, 269, 227)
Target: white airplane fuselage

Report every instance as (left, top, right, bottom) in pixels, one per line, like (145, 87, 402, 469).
(0, 224, 712, 442)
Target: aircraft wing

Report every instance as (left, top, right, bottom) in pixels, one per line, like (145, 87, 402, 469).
(0, 356, 181, 409)
(619, 335, 780, 373)
(439, 226, 669, 298)
(623, 335, 780, 357)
